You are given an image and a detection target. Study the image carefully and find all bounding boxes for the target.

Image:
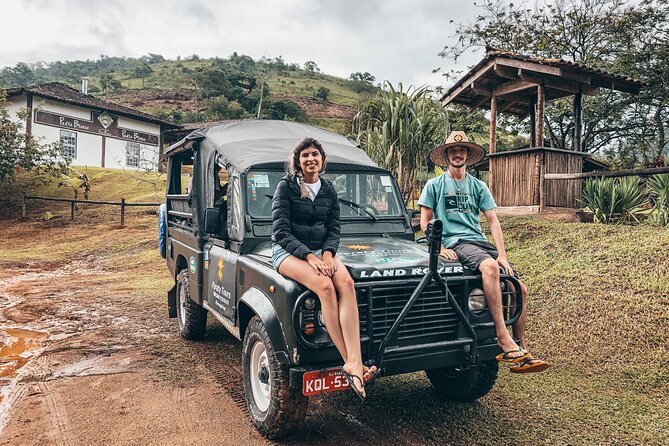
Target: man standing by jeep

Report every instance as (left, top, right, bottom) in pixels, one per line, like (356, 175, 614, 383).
(418, 131, 549, 373)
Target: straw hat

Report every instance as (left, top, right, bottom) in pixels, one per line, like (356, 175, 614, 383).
(429, 131, 486, 166)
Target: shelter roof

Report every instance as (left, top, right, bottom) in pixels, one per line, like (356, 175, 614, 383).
(440, 49, 645, 117)
(165, 120, 381, 172)
(4, 82, 178, 127)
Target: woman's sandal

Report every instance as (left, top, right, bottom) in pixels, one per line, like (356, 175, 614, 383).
(341, 368, 366, 401)
(364, 365, 382, 385)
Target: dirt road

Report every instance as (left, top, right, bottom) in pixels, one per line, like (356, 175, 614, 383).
(0, 250, 445, 446)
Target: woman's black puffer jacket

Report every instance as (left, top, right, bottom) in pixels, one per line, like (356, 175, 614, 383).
(271, 174, 340, 259)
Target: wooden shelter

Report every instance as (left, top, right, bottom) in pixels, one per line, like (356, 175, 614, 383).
(440, 49, 644, 210)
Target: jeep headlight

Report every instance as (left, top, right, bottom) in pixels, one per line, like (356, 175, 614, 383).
(468, 288, 487, 313)
(303, 296, 316, 310)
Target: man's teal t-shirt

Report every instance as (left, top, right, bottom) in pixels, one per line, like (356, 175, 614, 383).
(418, 173, 497, 248)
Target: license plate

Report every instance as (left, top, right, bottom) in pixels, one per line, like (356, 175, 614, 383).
(302, 367, 350, 396)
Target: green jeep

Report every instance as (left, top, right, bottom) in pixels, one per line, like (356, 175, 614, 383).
(161, 120, 522, 439)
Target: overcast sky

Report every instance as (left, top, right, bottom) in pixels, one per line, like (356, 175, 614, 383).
(1, 0, 487, 90)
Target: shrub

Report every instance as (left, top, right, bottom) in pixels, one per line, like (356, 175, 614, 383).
(648, 173, 669, 226)
(581, 177, 648, 224)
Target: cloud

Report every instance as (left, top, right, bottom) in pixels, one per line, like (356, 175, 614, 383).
(1, 0, 484, 89)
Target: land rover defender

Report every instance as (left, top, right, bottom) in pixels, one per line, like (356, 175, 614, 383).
(160, 120, 521, 439)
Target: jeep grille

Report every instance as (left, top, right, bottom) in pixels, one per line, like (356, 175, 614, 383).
(356, 281, 465, 347)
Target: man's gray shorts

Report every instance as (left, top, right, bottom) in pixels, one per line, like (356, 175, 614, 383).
(451, 239, 499, 271)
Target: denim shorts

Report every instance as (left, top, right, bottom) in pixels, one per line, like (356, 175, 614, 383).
(271, 244, 322, 271)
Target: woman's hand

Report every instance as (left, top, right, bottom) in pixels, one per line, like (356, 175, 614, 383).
(321, 251, 337, 277)
(306, 253, 333, 277)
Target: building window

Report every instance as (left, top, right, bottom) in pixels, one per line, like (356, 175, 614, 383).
(126, 142, 141, 168)
(59, 130, 77, 159)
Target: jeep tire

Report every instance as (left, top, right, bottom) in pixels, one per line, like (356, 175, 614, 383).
(176, 270, 207, 340)
(425, 359, 498, 402)
(242, 316, 308, 439)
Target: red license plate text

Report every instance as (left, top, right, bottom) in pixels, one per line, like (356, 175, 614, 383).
(302, 367, 350, 396)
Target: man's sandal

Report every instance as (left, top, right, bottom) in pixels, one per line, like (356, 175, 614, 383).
(495, 348, 530, 363)
(510, 355, 551, 374)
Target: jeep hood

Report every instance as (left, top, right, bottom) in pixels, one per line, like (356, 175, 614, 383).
(336, 237, 464, 280)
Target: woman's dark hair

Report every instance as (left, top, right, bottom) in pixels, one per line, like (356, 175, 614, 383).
(287, 137, 327, 199)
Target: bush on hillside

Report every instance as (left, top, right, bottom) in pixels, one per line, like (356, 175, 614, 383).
(262, 98, 306, 122)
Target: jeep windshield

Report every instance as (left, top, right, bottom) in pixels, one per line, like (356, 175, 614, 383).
(245, 170, 404, 219)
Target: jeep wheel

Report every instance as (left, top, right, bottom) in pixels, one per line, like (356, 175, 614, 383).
(425, 359, 498, 402)
(175, 270, 207, 340)
(242, 316, 308, 439)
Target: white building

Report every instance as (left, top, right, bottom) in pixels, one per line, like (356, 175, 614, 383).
(4, 82, 178, 171)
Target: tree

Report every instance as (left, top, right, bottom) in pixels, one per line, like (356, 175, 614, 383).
(262, 98, 306, 122)
(349, 72, 375, 84)
(192, 68, 233, 99)
(304, 61, 320, 73)
(0, 63, 35, 87)
(0, 92, 69, 183)
(314, 86, 330, 102)
(142, 53, 165, 64)
(205, 97, 248, 120)
(99, 73, 113, 94)
(109, 78, 123, 93)
(133, 63, 152, 87)
(354, 82, 448, 203)
(438, 0, 669, 166)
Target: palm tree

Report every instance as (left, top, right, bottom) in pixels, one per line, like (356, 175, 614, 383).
(353, 82, 448, 203)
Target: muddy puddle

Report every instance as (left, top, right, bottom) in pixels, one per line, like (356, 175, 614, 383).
(0, 328, 49, 402)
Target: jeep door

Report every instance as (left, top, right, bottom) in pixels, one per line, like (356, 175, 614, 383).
(205, 242, 238, 322)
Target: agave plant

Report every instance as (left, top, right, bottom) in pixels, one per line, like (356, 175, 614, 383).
(648, 173, 669, 226)
(581, 176, 648, 224)
(353, 82, 448, 203)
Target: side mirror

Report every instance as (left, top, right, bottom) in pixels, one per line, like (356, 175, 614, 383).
(204, 207, 221, 234)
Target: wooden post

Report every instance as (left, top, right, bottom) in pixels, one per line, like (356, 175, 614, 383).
(120, 198, 126, 227)
(539, 153, 546, 213)
(70, 201, 75, 220)
(536, 84, 545, 147)
(529, 98, 536, 147)
(489, 95, 497, 196)
(21, 193, 27, 219)
(26, 94, 33, 137)
(533, 152, 542, 207)
(573, 88, 583, 151)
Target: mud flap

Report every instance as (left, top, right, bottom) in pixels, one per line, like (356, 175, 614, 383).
(167, 284, 177, 318)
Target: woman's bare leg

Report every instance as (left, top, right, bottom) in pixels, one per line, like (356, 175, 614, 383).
(330, 256, 365, 395)
(278, 255, 349, 363)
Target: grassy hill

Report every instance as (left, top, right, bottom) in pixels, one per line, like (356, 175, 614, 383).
(2, 168, 667, 444)
(0, 55, 379, 135)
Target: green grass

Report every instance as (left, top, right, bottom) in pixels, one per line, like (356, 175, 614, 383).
(265, 71, 373, 106)
(2, 172, 668, 444)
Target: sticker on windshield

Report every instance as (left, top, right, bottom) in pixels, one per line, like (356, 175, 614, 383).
(380, 176, 392, 186)
(250, 174, 270, 188)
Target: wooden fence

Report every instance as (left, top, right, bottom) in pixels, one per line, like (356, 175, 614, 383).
(21, 194, 161, 226)
(538, 166, 669, 212)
